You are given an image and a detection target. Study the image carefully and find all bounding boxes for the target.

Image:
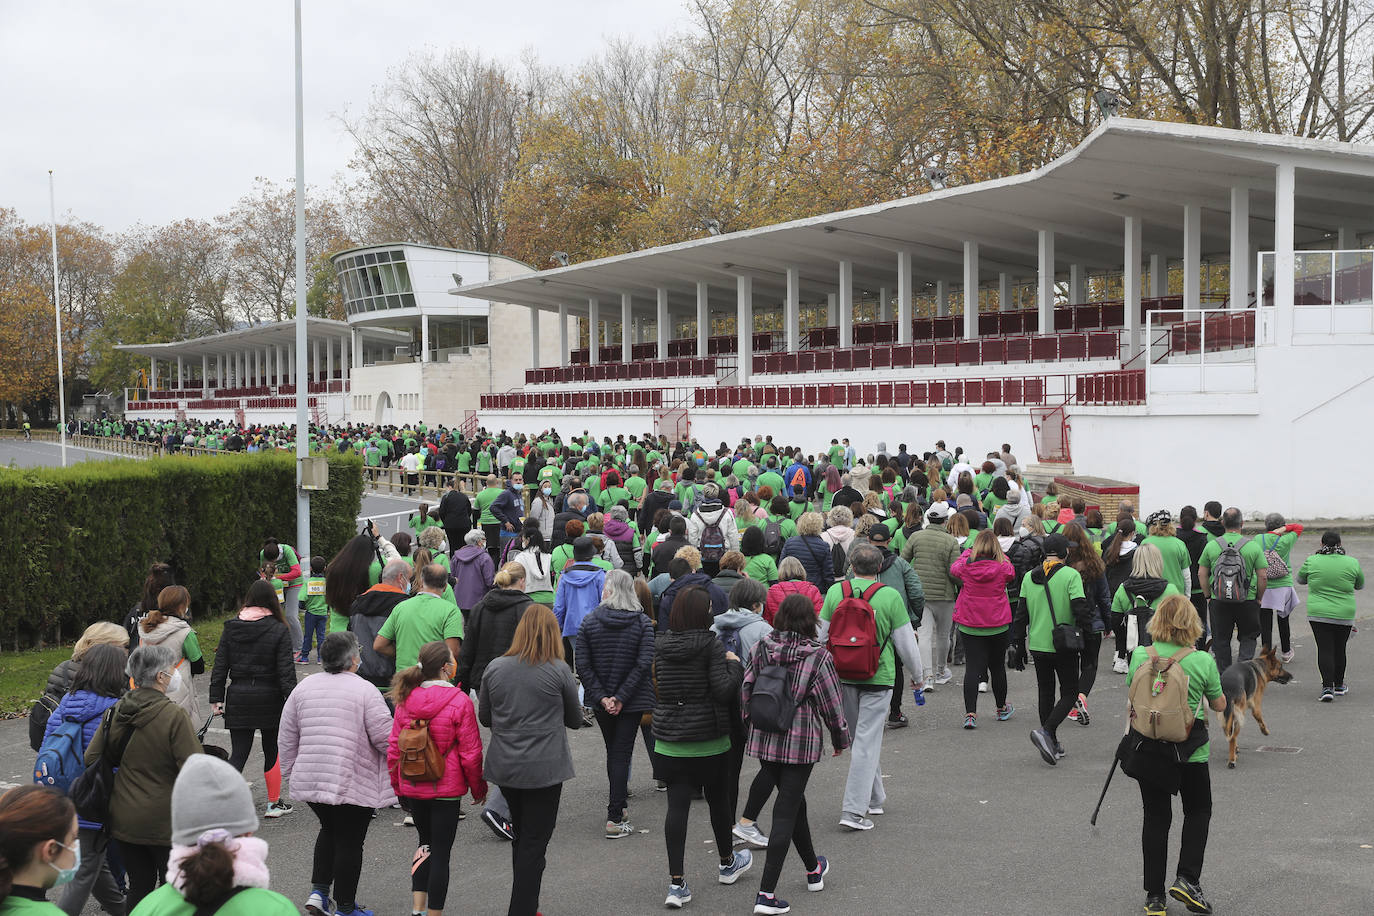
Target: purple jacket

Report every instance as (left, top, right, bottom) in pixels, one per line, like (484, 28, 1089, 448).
(452, 544, 495, 611)
(279, 670, 397, 809)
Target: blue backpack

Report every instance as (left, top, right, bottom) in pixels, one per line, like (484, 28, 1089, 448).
(34, 716, 87, 792)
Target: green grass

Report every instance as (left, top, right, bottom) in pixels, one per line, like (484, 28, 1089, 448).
(0, 614, 233, 718)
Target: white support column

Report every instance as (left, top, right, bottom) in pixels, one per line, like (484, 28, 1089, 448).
(1124, 215, 1143, 358)
(935, 280, 949, 317)
(656, 289, 669, 359)
(529, 306, 541, 367)
(325, 339, 334, 381)
(1183, 202, 1202, 314)
(1069, 264, 1086, 306)
(878, 286, 891, 323)
(311, 339, 320, 381)
(963, 241, 980, 340)
(420, 314, 430, 363)
(339, 338, 349, 384)
(826, 293, 837, 325)
(1337, 226, 1357, 249)
(896, 251, 913, 343)
(736, 274, 753, 385)
(621, 292, 633, 363)
(784, 268, 800, 352)
(588, 297, 601, 365)
(838, 260, 854, 348)
(215, 355, 223, 391)
(201, 355, 209, 394)
(1273, 162, 1296, 344)
(149, 357, 158, 390)
(1149, 254, 1166, 299)
(351, 329, 361, 369)
(603, 314, 613, 349)
(558, 304, 571, 366)
(999, 272, 1012, 312)
(695, 282, 709, 357)
(250, 350, 257, 386)
(1037, 229, 1055, 333)
(176, 356, 184, 388)
(1229, 187, 1250, 310)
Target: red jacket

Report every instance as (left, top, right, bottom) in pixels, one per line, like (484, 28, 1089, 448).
(764, 579, 823, 624)
(387, 683, 487, 801)
(949, 551, 1015, 629)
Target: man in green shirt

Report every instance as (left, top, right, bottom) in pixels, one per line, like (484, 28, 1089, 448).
(374, 563, 463, 670)
(475, 474, 504, 547)
(756, 456, 785, 497)
(1198, 506, 1267, 672)
(820, 544, 924, 832)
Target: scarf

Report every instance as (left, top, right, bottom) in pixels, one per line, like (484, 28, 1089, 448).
(167, 832, 270, 894)
(1042, 558, 1064, 576)
(1317, 544, 1346, 555)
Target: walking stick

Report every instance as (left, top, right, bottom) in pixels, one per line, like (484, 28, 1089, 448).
(1090, 756, 1119, 826)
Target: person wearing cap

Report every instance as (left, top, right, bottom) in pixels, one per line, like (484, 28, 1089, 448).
(901, 504, 961, 687)
(1141, 510, 1193, 599)
(1011, 533, 1093, 766)
(861, 525, 925, 728)
(128, 755, 296, 915)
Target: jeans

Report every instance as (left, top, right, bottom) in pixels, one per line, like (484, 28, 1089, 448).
(660, 752, 735, 878)
(1209, 599, 1259, 671)
(301, 612, 327, 657)
(503, 783, 563, 916)
(756, 761, 819, 894)
(593, 706, 642, 822)
(1310, 621, 1352, 689)
(1031, 650, 1080, 740)
(1112, 611, 1129, 659)
(919, 600, 955, 677)
(1139, 762, 1212, 896)
(962, 630, 1009, 714)
(840, 685, 891, 817)
(56, 827, 123, 916)
(307, 802, 373, 911)
(120, 842, 169, 914)
(409, 797, 463, 910)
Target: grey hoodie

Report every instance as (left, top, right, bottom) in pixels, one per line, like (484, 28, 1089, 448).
(710, 608, 772, 663)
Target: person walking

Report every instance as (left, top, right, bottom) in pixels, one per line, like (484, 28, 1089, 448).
(654, 586, 751, 908)
(0, 785, 81, 916)
(740, 594, 851, 916)
(479, 606, 583, 916)
(1198, 507, 1267, 672)
(902, 505, 961, 690)
(136, 586, 204, 723)
(41, 645, 127, 916)
(30, 622, 130, 752)
(388, 642, 487, 916)
(1126, 595, 1226, 916)
(574, 570, 657, 839)
(764, 559, 823, 624)
(452, 530, 497, 621)
(1257, 513, 1304, 662)
(1011, 534, 1091, 765)
(279, 633, 395, 916)
(374, 564, 464, 672)
(949, 530, 1016, 729)
(1297, 530, 1364, 701)
(1063, 523, 1110, 727)
(209, 580, 298, 818)
(1111, 544, 1183, 656)
(84, 646, 202, 911)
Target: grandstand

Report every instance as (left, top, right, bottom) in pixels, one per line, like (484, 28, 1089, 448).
(458, 119, 1374, 518)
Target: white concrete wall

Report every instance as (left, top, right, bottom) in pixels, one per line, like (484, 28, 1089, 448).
(479, 410, 661, 442)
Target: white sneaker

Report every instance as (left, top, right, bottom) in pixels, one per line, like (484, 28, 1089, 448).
(1113, 656, 1129, 674)
(866, 806, 884, 816)
(732, 822, 769, 848)
(1281, 649, 1295, 664)
(933, 668, 954, 686)
(839, 813, 874, 831)
(978, 682, 989, 694)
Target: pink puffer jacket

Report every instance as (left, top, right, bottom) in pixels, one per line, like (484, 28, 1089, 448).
(279, 670, 397, 809)
(387, 683, 487, 801)
(764, 579, 823, 624)
(949, 551, 1015, 629)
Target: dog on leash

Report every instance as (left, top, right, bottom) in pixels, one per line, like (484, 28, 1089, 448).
(1220, 646, 1293, 768)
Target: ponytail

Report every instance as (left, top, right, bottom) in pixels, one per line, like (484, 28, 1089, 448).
(388, 641, 451, 705)
(144, 584, 190, 632)
(418, 502, 430, 525)
(177, 841, 235, 908)
(494, 561, 525, 590)
(0, 785, 75, 901)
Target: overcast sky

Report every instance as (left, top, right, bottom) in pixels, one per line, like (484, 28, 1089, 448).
(0, 0, 690, 233)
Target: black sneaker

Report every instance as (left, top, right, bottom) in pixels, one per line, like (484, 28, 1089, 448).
(1169, 876, 1213, 914)
(1029, 728, 1057, 766)
(1144, 895, 1168, 916)
(886, 713, 909, 729)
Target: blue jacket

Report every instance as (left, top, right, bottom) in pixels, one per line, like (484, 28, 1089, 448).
(780, 534, 835, 594)
(657, 571, 729, 632)
(491, 486, 524, 528)
(782, 462, 812, 499)
(45, 689, 120, 830)
(574, 604, 656, 713)
(553, 563, 606, 637)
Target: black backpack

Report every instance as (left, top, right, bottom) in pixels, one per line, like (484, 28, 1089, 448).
(749, 661, 805, 733)
(718, 625, 743, 658)
(698, 512, 727, 563)
(762, 520, 784, 558)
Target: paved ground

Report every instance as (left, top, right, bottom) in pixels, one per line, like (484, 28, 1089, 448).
(0, 438, 125, 468)
(1, 537, 1368, 915)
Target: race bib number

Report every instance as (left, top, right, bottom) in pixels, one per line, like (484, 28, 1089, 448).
(307, 581, 325, 596)
(275, 587, 286, 604)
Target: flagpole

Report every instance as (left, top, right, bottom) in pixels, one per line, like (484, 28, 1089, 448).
(293, 0, 310, 558)
(47, 170, 68, 467)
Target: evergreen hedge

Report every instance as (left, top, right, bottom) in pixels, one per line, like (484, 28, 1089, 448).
(0, 451, 363, 648)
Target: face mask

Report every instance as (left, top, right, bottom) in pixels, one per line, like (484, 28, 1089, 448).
(163, 668, 184, 693)
(438, 541, 448, 554)
(48, 841, 80, 887)
(542, 487, 552, 496)
(403, 581, 412, 595)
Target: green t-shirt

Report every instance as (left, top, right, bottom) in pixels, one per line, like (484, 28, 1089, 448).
(302, 576, 329, 615)
(509, 457, 527, 478)
(819, 577, 910, 687)
(732, 458, 755, 479)
(550, 544, 574, 581)
(1128, 641, 1222, 763)
(409, 515, 443, 536)
(656, 735, 731, 758)
(1019, 564, 1087, 654)
(475, 487, 501, 525)
(537, 464, 562, 490)
(756, 471, 785, 496)
(259, 545, 300, 579)
(624, 475, 647, 501)
(456, 451, 472, 472)
(0, 894, 64, 915)
(827, 445, 844, 467)
(744, 553, 778, 585)
(958, 623, 1009, 636)
(1142, 535, 1193, 597)
(476, 451, 493, 473)
(1256, 531, 1299, 588)
(378, 592, 464, 670)
(1296, 552, 1364, 622)
(128, 882, 297, 916)
(598, 486, 631, 511)
(1199, 532, 1265, 600)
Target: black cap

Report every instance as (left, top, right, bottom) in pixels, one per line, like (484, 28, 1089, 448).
(868, 526, 891, 543)
(1043, 533, 1070, 559)
(572, 536, 595, 561)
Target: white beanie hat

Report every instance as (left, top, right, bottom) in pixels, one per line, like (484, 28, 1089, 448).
(171, 754, 259, 845)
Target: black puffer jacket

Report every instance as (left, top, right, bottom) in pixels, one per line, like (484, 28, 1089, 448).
(652, 629, 743, 744)
(575, 604, 656, 713)
(455, 587, 532, 691)
(348, 585, 407, 689)
(209, 615, 296, 729)
(29, 658, 79, 750)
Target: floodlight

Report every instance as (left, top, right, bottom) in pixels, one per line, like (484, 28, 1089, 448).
(921, 167, 948, 190)
(451, 272, 464, 286)
(1094, 90, 1123, 119)
(550, 251, 569, 267)
(704, 219, 722, 236)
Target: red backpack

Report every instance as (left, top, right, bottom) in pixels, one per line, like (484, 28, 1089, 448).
(826, 581, 887, 680)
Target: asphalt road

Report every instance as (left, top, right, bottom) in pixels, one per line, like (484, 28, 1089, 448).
(4, 538, 1371, 915)
(0, 438, 126, 468)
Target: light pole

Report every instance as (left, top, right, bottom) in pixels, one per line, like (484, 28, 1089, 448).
(47, 171, 68, 467)
(293, 0, 310, 558)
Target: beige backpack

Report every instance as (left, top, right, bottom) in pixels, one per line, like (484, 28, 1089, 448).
(1127, 647, 1203, 743)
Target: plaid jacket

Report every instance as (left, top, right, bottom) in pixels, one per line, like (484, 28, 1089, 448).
(740, 631, 851, 765)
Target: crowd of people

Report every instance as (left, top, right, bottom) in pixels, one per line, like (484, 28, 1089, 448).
(16, 426, 1366, 916)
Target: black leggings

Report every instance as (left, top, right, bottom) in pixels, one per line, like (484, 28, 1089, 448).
(1260, 607, 1292, 653)
(1112, 611, 1129, 658)
(504, 783, 562, 916)
(661, 752, 735, 879)
(307, 802, 373, 911)
(962, 629, 1009, 714)
(409, 798, 463, 910)
(1310, 621, 1352, 689)
(1079, 632, 1102, 697)
(1031, 650, 1080, 740)
(756, 761, 818, 894)
(741, 766, 776, 823)
(593, 707, 641, 822)
(229, 726, 279, 773)
(1139, 762, 1212, 897)
(120, 842, 169, 914)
